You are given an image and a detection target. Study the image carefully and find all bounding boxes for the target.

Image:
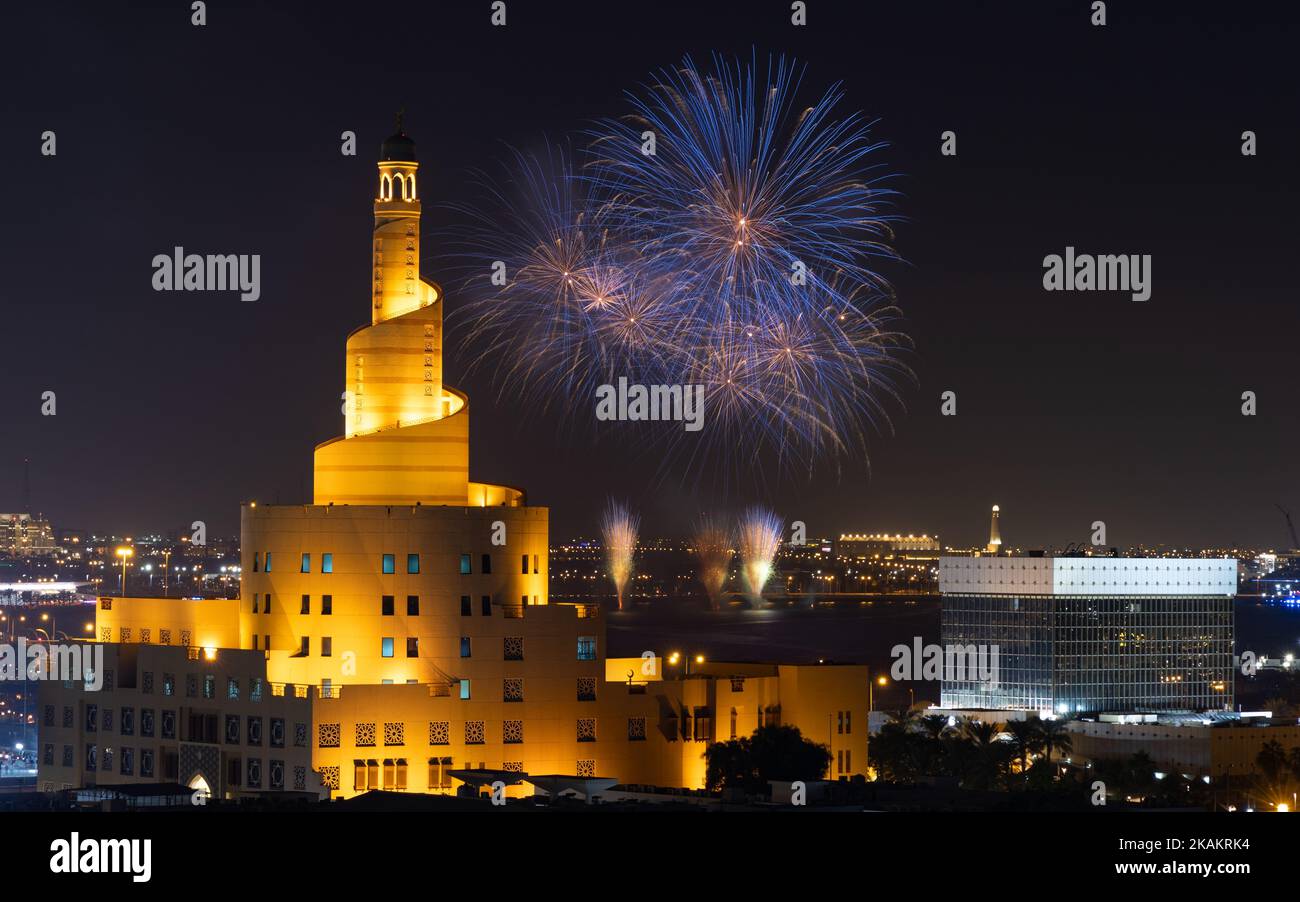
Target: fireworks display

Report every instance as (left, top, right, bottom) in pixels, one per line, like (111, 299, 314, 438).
(601, 499, 640, 610)
(692, 514, 734, 610)
(448, 53, 910, 480)
(737, 506, 783, 606)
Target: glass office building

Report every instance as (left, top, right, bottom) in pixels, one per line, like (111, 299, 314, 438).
(939, 556, 1235, 714)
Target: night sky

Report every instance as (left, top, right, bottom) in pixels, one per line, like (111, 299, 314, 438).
(3, 0, 1297, 548)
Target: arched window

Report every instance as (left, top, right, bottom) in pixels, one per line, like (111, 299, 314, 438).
(380, 174, 392, 201)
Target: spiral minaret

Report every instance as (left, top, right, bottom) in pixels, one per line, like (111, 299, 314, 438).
(313, 118, 518, 507)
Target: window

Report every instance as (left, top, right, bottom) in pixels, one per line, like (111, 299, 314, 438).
(300, 553, 311, 573)
(322, 594, 332, 615)
(429, 756, 453, 789)
(460, 595, 471, 616)
(693, 707, 713, 742)
(407, 553, 420, 574)
(407, 595, 419, 616)
(381, 638, 394, 658)
(521, 554, 528, 574)
(264, 595, 272, 614)
(460, 554, 472, 575)
(481, 553, 492, 574)
(203, 675, 215, 699)
(227, 679, 239, 700)
(322, 553, 333, 574)
(381, 595, 394, 616)
(577, 637, 597, 661)
(298, 636, 309, 657)
(503, 637, 523, 661)
(163, 674, 175, 697)
(460, 637, 471, 658)
(845, 711, 851, 734)
(459, 679, 470, 700)
(300, 594, 310, 615)
(533, 554, 539, 574)
(382, 554, 395, 574)
(251, 594, 259, 613)
(253, 552, 260, 572)
(265, 553, 272, 572)
(321, 637, 332, 657)
(406, 638, 418, 658)
(481, 595, 491, 616)
(577, 718, 596, 742)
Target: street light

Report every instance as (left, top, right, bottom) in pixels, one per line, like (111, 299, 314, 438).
(115, 547, 134, 595)
(870, 674, 888, 712)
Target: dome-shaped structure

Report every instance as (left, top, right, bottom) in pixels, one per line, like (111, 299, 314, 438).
(380, 111, 416, 162)
(380, 129, 416, 162)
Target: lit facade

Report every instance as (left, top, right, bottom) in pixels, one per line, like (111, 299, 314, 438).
(38, 124, 870, 800)
(939, 556, 1236, 714)
(36, 644, 320, 798)
(0, 512, 57, 556)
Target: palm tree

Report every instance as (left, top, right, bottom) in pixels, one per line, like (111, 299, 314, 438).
(891, 706, 921, 731)
(1004, 720, 1040, 777)
(1037, 718, 1073, 767)
(957, 718, 1009, 790)
(919, 715, 950, 741)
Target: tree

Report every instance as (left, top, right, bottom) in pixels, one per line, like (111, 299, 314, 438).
(1037, 718, 1073, 767)
(704, 724, 831, 792)
(1004, 720, 1040, 778)
(955, 717, 1010, 790)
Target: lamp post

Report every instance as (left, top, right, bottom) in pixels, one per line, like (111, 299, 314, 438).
(162, 549, 172, 596)
(115, 547, 133, 595)
(869, 674, 887, 712)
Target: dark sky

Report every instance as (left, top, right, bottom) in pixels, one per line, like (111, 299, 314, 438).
(3, 0, 1296, 548)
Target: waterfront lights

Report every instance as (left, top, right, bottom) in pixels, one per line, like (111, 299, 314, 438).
(115, 546, 134, 594)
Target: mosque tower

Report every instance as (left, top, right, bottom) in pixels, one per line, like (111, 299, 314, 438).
(312, 117, 515, 507)
(238, 119, 550, 685)
(986, 504, 1002, 554)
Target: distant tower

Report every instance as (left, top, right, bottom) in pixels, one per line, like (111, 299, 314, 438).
(986, 504, 1002, 554)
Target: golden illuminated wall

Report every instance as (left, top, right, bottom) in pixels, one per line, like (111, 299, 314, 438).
(92, 596, 240, 651)
(241, 503, 551, 688)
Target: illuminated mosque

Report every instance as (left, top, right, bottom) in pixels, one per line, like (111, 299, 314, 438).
(37, 123, 869, 801)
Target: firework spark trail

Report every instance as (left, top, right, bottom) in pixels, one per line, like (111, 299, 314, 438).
(737, 506, 783, 606)
(692, 514, 733, 611)
(601, 499, 640, 611)
(445, 54, 911, 481)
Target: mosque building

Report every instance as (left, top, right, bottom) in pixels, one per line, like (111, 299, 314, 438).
(36, 122, 869, 801)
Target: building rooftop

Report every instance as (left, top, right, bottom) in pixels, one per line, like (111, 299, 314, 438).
(939, 555, 1237, 596)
